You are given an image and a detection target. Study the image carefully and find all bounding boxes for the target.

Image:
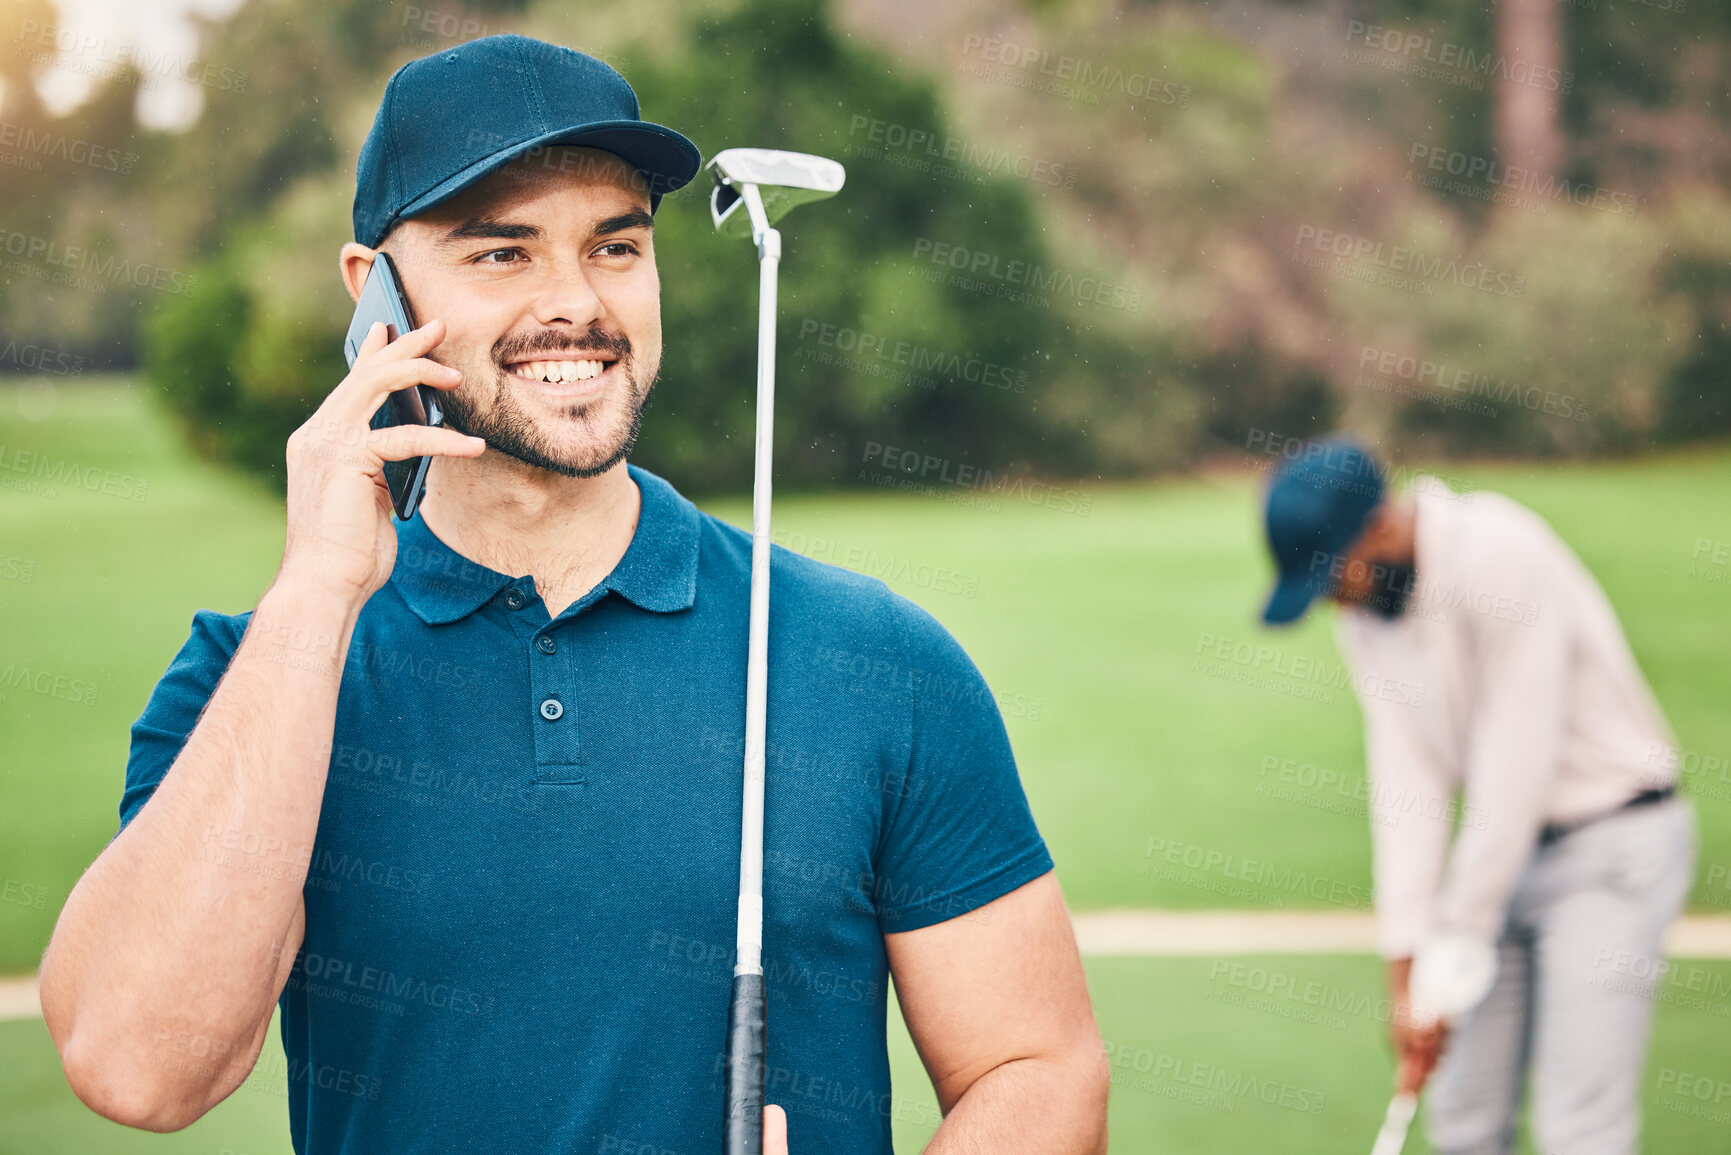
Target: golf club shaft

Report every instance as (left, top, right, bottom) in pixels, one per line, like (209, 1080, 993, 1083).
(1370, 1091, 1418, 1155)
(726, 192, 780, 1155)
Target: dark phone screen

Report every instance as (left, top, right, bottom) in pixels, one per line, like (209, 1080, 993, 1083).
(342, 253, 443, 520)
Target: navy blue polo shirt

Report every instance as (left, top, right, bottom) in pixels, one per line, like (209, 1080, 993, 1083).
(120, 463, 1052, 1155)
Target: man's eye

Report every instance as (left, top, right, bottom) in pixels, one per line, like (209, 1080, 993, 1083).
(475, 248, 522, 265)
(595, 242, 637, 258)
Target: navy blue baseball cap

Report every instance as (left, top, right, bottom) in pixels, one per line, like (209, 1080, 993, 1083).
(1259, 435, 1386, 626)
(353, 35, 702, 249)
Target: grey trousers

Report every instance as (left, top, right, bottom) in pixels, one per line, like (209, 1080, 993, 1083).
(1425, 797, 1696, 1155)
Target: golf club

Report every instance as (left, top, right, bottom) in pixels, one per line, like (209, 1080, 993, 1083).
(1370, 1091, 1418, 1155)
(708, 146, 846, 1155)
(1369, 935, 1498, 1154)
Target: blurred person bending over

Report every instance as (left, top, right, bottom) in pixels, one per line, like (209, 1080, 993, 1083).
(1257, 436, 1693, 1155)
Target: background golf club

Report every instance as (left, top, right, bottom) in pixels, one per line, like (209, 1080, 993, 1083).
(1371, 1091, 1419, 1155)
(708, 147, 846, 1155)
(1370, 936, 1500, 1153)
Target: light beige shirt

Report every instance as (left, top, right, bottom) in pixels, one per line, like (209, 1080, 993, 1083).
(1334, 478, 1677, 958)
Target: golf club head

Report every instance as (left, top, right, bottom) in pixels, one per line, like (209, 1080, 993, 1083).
(709, 148, 846, 239)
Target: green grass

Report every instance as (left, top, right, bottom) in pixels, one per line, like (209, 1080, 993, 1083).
(716, 452, 1731, 920)
(1, 1013, 296, 1155)
(4, 378, 1731, 1149)
(5, 380, 1731, 966)
(8, 959, 1731, 1153)
(0, 380, 289, 973)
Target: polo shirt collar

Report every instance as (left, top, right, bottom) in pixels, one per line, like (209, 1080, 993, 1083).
(609, 464, 701, 613)
(389, 463, 700, 625)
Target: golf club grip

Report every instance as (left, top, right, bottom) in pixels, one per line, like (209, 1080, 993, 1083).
(724, 973, 767, 1155)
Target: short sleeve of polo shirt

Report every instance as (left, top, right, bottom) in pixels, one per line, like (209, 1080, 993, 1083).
(870, 600, 1053, 934)
(118, 609, 249, 833)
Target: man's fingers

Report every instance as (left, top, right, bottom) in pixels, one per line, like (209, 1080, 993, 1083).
(1394, 1019, 1450, 1094)
(1411, 1019, 1446, 1056)
(368, 355, 465, 401)
(764, 1103, 789, 1155)
(1396, 1053, 1427, 1095)
(351, 317, 442, 373)
(366, 317, 447, 363)
(1413, 1045, 1442, 1092)
(329, 319, 461, 418)
(357, 320, 391, 359)
(369, 425, 486, 464)
(316, 360, 461, 436)
(1395, 1037, 1436, 1094)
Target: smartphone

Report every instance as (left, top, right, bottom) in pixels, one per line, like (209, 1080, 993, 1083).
(342, 252, 444, 521)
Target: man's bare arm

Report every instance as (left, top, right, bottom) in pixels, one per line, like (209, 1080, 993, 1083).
(38, 317, 483, 1131)
(40, 580, 352, 1129)
(885, 872, 1109, 1154)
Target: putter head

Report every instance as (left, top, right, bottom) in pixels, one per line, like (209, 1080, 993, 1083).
(708, 148, 846, 239)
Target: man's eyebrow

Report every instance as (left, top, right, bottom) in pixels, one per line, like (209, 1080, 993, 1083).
(594, 208, 655, 237)
(439, 217, 542, 244)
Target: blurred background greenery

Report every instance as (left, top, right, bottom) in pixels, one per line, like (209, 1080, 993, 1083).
(2, 0, 1727, 494)
(5, 1, 1731, 1149)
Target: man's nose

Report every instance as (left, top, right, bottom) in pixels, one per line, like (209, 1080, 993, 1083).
(527, 256, 605, 329)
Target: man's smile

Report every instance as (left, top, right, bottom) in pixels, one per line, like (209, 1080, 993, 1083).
(503, 355, 621, 398)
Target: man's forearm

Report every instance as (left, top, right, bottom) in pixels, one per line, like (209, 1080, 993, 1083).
(40, 574, 361, 1129)
(1387, 955, 1412, 997)
(922, 1051, 1109, 1155)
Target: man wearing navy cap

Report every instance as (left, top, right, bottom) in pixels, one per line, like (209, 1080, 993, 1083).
(1258, 436, 1692, 1155)
(40, 35, 1108, 1155)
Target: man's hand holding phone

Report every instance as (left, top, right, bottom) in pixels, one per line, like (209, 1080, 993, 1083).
(281, 318, 483, 607)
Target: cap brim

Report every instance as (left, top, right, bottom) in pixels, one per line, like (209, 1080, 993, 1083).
(1261, 570, 1323, 626)
(390, 119, 703, 236)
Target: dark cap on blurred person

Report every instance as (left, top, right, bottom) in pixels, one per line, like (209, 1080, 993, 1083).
(353, 34, 702, 248)
(1259, 435, 1386, 626)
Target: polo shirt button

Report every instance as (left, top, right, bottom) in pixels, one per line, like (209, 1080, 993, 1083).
(539, 698, 564, 721)
(503, 589, 526, 610)
(536, 635, 556, 655)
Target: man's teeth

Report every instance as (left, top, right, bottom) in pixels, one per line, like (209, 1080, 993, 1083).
(516, 359, 605, 383)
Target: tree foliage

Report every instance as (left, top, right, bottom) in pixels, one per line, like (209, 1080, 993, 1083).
(3, 0, 1729, 489)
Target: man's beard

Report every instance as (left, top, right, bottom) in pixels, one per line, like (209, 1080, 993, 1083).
(437, 325, 654, 479)
(1359, 558, 1417, 621)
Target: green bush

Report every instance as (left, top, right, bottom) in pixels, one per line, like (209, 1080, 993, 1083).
(143, 174, 353, 486)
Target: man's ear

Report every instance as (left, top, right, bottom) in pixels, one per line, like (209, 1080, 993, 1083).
(339, 243, 377, 304)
